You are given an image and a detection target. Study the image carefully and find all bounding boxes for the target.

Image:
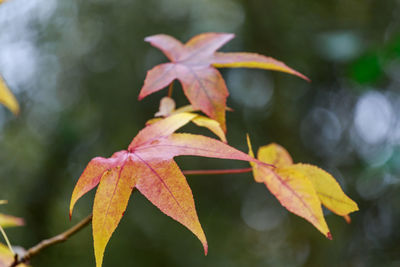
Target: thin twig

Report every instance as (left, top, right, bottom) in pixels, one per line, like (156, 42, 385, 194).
(182, 167, 253, 176)
(10, 214, 93, 267)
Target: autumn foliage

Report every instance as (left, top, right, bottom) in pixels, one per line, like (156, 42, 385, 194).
(65, 33, 359, 267)
(0, 29, 359, 267)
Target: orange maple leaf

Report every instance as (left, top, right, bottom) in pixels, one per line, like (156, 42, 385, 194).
(70, 113, 265, 267)
(139, 32, 309, 132)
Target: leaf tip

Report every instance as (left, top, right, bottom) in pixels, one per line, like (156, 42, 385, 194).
(144, 35, 157, 43)
(220, 32, 235, 39)
(11, 106, 20, 116)
(16, 217, 25, 227)
(343, 214, 351, 224)
(246, 134, 254, 159)
(302, 75, 311, 82)
(69, 200, 76, 221)
(327, 232, 332, 240)
(290, 70, 311, 82)
(354, 202, 360, 212)
(203, 242, 208, 256)
(144, 34, 161, 43)
(138, 93, 144, 101)
(224, 33, 235, 41)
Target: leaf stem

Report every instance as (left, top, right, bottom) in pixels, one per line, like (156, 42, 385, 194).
(182, 167, 253, 176)
(9, 214, 93, 267)
(167, 82, 174, 97)
(0, 225, 14, 254)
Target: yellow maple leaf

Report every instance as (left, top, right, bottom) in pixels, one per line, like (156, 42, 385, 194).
(247, 136, 358, 239)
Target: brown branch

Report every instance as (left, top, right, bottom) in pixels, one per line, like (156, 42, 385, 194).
(182, 167, 253, 176)
(10, 214, 93, 267)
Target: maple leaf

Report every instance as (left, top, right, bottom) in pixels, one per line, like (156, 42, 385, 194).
(0, 214, 24, 228)
(0, 201, 24, 229)
(0, 76, 19, 115)
(70, 113, 263, 267)
(247, 137, 358, 239)
(139, 32, 309, 132)
(148, 96, 227, 142)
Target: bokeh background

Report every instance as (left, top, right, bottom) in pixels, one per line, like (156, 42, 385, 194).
(1, 0, 400, 266)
